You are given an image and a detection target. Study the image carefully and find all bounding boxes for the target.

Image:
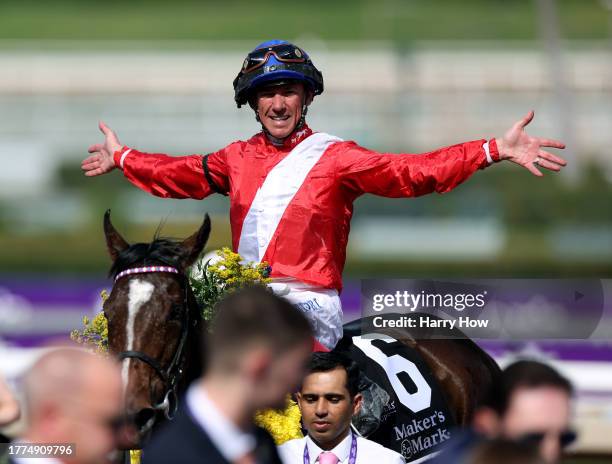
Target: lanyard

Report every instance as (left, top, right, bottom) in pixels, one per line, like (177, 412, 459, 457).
(303, 432, 358, 464)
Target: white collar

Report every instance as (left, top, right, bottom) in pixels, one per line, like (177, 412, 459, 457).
(186, 384, 256, 461)
(305, 431, 353, 463)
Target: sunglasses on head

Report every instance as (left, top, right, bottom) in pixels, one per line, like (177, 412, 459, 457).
(241, 44, 308, 74)
(518, 429, 577, 449)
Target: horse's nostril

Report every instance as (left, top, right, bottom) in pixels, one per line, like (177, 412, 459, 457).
(134, 408, 156, 431)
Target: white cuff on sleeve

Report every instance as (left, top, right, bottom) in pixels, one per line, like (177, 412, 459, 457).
(119, 149, 132, 169)
(482, 141, 493, 165)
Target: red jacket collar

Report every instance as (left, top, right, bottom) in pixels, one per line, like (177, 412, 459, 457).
(253, 124, 314, 150)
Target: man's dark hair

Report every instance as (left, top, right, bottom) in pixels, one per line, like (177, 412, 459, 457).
(483, 359, 573, 416)
(206, 285, 313, 366)
(304, 352, 361, 398)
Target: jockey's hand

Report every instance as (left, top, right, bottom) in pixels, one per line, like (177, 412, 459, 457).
(81, 121, 123, 177)
(496, 111, 567, 176)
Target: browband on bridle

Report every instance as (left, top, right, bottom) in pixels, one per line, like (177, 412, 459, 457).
(114, 265, 180, 282)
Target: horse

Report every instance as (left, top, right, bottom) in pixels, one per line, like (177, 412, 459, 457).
(102, 210, 209, 450)
(101, 210, 500, 461)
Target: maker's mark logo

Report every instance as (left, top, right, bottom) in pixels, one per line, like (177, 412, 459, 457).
(400, 439, 413, 460)
(394, 410, 451, 460)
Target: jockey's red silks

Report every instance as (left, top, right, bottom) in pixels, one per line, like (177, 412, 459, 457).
(114, 125, 498, 292)
(312, 337, 330, 353)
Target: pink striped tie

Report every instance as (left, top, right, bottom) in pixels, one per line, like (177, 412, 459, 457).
(318, 451, 339, 464)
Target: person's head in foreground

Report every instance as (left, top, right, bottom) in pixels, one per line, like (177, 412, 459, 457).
(297, 352, 362, 450)
(204, 285, 313, 414)
(472, 360, 575, 464)
(463, 438, 545, 464)
(233, 40, 323, 143)
(21, 348, 124, 464)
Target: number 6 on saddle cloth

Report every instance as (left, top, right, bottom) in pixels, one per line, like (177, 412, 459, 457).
(335, 318, 459, 463)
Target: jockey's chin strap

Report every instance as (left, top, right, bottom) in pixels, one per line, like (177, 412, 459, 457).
(115, 265, 193, 425)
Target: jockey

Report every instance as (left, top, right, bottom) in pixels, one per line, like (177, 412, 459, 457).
(82, 39, 567, 350)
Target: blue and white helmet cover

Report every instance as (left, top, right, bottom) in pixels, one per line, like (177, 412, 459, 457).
(233, 39, 324, 107)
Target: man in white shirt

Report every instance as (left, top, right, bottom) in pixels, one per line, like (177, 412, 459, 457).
(278, 352, 404, 464)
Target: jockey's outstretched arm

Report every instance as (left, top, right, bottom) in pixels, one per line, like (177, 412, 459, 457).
(81, 121, 229, 199)
(335, 111, 566, 198)
(335, 139, 496, 199)
(112, 144, 230, 200)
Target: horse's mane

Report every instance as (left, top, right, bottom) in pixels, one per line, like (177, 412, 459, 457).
(109, 237, 186, 278)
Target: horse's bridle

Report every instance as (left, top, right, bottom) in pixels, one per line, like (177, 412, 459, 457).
(113, 266, 194, 424)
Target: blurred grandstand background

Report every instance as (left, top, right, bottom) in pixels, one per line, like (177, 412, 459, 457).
(0, 0, 611, 459)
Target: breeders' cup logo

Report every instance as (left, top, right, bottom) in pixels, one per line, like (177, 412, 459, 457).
(381, 400, 397, 422)
(401, 439, 413, 460)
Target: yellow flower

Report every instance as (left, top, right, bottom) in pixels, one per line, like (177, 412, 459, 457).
(254, 397, 303, 445)
(71, 292, 110, 354)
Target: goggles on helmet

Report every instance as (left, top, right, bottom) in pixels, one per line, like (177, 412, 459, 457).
(240, 44, 309, 74)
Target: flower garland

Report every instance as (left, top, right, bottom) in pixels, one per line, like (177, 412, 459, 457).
(71, 248, 302, 447)
(189, 247, 272, 322)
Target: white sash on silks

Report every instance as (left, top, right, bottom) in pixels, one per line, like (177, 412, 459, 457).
(237, 132, 342, 263)
(237, 132, 344, 349)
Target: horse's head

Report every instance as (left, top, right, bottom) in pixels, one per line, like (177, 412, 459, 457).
(102, 210, 210, 445)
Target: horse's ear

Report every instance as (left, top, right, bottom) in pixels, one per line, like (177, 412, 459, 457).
(180, 214, 211, 268)
(104, 209, 129, 262)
